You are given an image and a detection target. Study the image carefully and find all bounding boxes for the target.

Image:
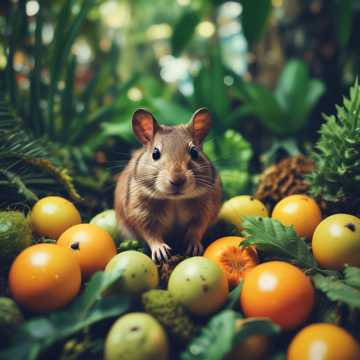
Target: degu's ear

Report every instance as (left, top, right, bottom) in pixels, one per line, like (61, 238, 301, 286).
(187, 108, 211, 144)
(132, 108, 159, 145)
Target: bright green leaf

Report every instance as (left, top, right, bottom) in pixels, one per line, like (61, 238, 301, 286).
(241, 216, 319, 270)
(313, 273, 360, 308)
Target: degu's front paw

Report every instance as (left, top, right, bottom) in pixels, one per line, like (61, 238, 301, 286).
(150, 243, 172, 262)
(186, 242, 204, 256)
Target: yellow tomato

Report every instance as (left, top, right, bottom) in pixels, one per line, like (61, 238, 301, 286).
(9, 243, 81, 312)
(287, 323, 360, 360)
(219, 195, 269, 231)
(272, 194, 321, 239)
(31, 196, 81, 239)
(312, 214, 360, 269)
(58, 224, 117, 279)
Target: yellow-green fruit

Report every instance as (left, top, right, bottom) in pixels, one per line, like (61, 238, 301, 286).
(104, 312, 169, 360)
(0, 211, 32, 269)
(219, 195, 269, 231)
(105, 251, 159, 296)
(90, 210, 119, 243)
(312, 214, 360, 270)
(168, 257, 229, 316)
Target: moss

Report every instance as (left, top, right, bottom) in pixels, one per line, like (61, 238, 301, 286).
(0, 211, 32, 270)
(0, 297, 23, 338)
(142, 289, 198, 345)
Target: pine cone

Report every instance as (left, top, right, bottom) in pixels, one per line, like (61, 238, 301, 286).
(256, 155, 315, 210)
(157, 255, 187, 288)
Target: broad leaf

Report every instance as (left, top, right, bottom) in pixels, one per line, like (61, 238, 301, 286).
(171, 10, 200, 56)
(241, 216, 318, 270)
(333, 0, 353, 47)
(240, 0, 272, 45)
(180, 310, 239, 360)
(236, 82, 288, 135)
(344, 266, 360, 287)
(313, 273, 360, 308)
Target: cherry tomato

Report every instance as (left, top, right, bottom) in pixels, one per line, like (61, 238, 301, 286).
(312, 214, 360, 269)
(219, 195, 269, 231)
(57, 224, 117, 279)
(240, 261, 314, 330)
(31, 196, 81, 239)
(272, 194, 322, 239)
(287, 323, 360, 360)
(9, 243, 81, 312)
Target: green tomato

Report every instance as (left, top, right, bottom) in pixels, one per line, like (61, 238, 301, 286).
(105, 251, 159, 296)
(219, 195, 269, 231)
(312, 214, 360, 269)
(104, 312, 169, 360)
(168, 257, 229, 316)
(90, 210, 119, 243)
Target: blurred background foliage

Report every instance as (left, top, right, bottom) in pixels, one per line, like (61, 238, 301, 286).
(0, 0, 359, 215)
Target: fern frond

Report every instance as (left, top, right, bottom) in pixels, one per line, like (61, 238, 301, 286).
(0, 98, 82, 205)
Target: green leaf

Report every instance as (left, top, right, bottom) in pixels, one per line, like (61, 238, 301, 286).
(313, 273, 360, 308)
(240, 0, 272, 45)
(171, 10, 200, 56)
(48, 0, 96, 137)
(236, 82, 288, 135)
(1, 270, 130, 359)
(225, 281, 243, 310)
(180, 310, 239, 360)
(275, 60, 325, 132)
(61, 55, 77, 141)
(333, 0, 353, 47)
(344, 266, 360, 288)
(29, 6, 43, 136)
(233, 318, 280, 343)
(204, 129, 253, 197)
(241, 216, 319, 270)
(192, 48, 230, 126)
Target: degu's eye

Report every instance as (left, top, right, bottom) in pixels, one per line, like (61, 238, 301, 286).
(152, 147, 161, 160)
(189, 145, 199, 160)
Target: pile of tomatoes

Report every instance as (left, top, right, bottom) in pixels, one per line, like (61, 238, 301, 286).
(9, 196, 117, 312)
(4, 193, 360, 360)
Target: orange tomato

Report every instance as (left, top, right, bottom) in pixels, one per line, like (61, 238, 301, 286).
(31, 196, 81, 239)
(287, 323, 360, 360)
(272, 194, 322, 239)
(204, 236, 258, 288)
(9, 243, 81, 313)
(57, 224, 117, 279)
(240, 261, 314, 330)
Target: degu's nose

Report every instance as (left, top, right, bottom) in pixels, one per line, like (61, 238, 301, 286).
(169, 174, 186, 189)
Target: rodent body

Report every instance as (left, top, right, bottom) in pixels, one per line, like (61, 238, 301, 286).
(114, 108, 222, 261)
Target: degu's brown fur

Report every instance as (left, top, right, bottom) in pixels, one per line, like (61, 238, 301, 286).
(114, 108, 222, 262)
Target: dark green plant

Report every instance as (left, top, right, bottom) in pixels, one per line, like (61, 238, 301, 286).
(234, 60, 325, 136)
(204, 129, 253, 198)
(0, 269, 130, 359)
(1, 0, 139, 205)
(307, 81, 360, 215)
(0, 99, 80, 204)
(180, 310, 279, 360)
